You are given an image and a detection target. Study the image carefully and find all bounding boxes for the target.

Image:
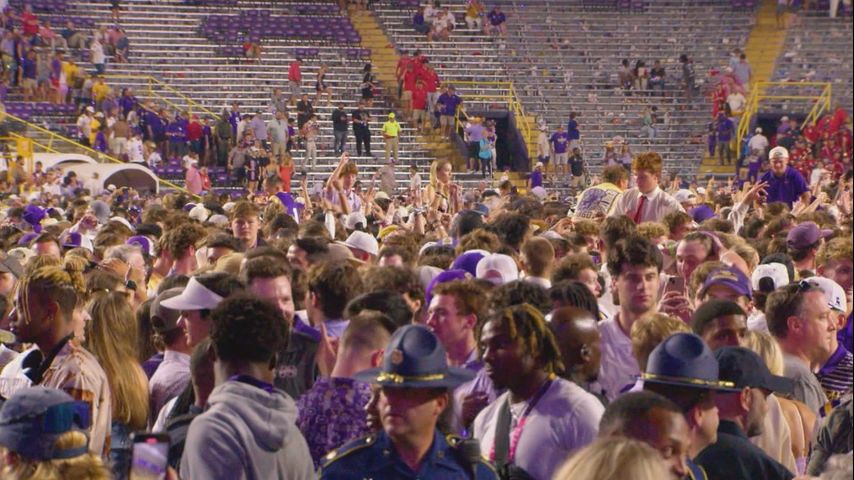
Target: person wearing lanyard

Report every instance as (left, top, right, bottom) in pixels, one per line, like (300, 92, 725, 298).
(180, 295, 315, 479)
(474, 304, 605, 480)
(320, 324, 499, 479)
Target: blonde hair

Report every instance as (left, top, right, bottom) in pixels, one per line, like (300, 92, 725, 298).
(554, 437, 670, 480)
(18, 256, 88, 325)
(743, 330, 785, 376)
(0, 431, 111, 480)
(636, 221, 669, 241)
(85, 292, 149, 430)
(429, 159, 452, 189)
(631, 313, 690, 371)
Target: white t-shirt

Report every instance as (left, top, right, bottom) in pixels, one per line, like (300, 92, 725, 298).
(127, 137, 145, 163)
(598, 315, 640, 401)
(474, 378, 603, 480)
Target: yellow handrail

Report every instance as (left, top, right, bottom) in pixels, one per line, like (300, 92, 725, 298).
(104, 74, 219, 119)
(0, 111, 197, 198)
(449, 80, 536, 164)
(736, 81, 832, 153)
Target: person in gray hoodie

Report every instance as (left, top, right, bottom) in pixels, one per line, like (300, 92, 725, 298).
(180, 294, 314, 480)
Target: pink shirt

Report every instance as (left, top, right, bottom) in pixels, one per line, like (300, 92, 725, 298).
(185, 166, 203, 194)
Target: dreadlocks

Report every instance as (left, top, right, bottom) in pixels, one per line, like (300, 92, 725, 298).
(18, 255, 88, 325)
(479, 303, 565, 376)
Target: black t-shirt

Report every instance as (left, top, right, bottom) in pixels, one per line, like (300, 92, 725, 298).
(570, 154, 584, 176)
(352, 109, 369, 130)
(332, 109, 348, 132)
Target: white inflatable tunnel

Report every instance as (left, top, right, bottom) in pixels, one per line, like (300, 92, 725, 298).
(33, 153, 98, 170)
(58, 162, 160, 194)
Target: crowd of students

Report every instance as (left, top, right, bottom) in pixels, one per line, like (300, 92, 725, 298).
(0, 132, 850, 479)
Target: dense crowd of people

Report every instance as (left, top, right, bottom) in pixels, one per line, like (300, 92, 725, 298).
(0, 137, 851, 479)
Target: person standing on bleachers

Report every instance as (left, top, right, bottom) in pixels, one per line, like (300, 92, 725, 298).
(288, 58, 302, 106)
(381, 113, 401, 164)
(352, 100, 372, 157)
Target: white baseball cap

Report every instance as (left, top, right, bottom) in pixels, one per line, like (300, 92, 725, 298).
(345, 211, 368, 231)
(189, 204, 211, 223)
(769, 146, 789, 159)
(751, 263, 790, 292)
(476, 253, 519, 286)
(673, 189, 696, 204)
(804, 276, 847, 313)
(343, 231, 379, 257)
(160, 277, 224, 311)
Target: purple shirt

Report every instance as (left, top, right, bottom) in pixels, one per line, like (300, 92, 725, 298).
(488, 10, 506, 25)
(437, 93, 462, 116)
(760, 166, 808, 207)
(142, 352, 165, 379)
(465, 123, 485, 142)
(530, 170, 543, 188)
(119, 95, 137, 117)
(165, 121, 187, 142)
(296, 377, 373, 467)
(717, 117, 734, 142)
(567, 119, 580, 140)
(550, 131, 570, 154)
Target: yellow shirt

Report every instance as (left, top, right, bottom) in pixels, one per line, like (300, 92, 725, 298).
(92, 82, 110, 102)
(62, 61, 79, 82)
(89, 118, 101, 146)
(382, 120, 401, 138)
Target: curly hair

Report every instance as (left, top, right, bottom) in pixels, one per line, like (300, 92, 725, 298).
(479, 303, 564, 376)
(630, 313, 690, 371)
(606, 235, 663, 278)
(210, 294, 288, 363)
(456, 228, 502, 256)
(362, 266, 425, 308)
(160, 222, 207, 260)
(552, 253, 596, 284)
(549, 281, 601, 320)
(230, 200, 260, 221)
(431, 279, 489, 321)
(487, 212, 530, 251)
(631, 152, 663, 175)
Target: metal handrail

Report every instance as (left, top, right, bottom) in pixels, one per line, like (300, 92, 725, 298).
(0, 111, 196, 198)
(104, 74, 219, 118)
(735, 81, 832, 153)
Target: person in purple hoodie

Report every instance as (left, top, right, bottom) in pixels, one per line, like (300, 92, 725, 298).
(228, 102, 242, 142)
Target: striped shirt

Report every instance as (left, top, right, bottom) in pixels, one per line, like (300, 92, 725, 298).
(817, 345, 853, 403)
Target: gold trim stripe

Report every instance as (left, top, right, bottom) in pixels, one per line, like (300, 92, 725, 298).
(641, 372, 736, 389)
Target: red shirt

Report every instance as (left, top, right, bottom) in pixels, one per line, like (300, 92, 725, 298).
(21, 12, 39, 36)
(279, 165, 293, 192)
(200, 172, 211, 191)
(422, 68, 439, 92)
(187, 121, 203, 141)
(403, 69, 417, 92)
(412, 87, 428, 110)
(396, 56, 411, 79)
(288, 61, 302, 82)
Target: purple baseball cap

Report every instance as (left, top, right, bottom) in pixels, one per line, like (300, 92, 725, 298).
(700, 266, 753, 300)
(451, 250, 489, 277)
(688, 204, 716, 224)
(786, 222, 832, 250)
(425, 269, 471, 308)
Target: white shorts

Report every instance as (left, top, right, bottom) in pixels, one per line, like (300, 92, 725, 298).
(554, 153, 569, 165)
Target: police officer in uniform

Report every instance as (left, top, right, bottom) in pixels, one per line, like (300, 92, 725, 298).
(320, 324, 498, 480)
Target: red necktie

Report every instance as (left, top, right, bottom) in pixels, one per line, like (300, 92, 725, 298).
(633, 195, 647, 223)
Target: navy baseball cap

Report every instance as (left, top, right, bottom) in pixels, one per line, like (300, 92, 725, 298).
(715, 347, 794, 394)
(355, 324, 475, 389)
(643, 333, 740, 392)
(0, 386, 91, 461)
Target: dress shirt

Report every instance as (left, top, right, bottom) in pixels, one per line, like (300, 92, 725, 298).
(149, 350, 191, 418)
(610, 186, 684, 223)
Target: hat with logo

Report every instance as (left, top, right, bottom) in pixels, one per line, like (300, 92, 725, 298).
(700, 265, 753, 300)
(786, 222, 832, 250)
(0, 386, 91, 461)
(751, 263, 790, 293)
(642, 333, 740, 392)
(355, 324, 475, 388)
(715, 347, 794, 394)
(60, 232, 94, 252)
(769, 146, 789, 159)
(803, 276, 847, 313)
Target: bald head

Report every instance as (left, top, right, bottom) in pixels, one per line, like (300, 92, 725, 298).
(549, 307, 601, 384)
